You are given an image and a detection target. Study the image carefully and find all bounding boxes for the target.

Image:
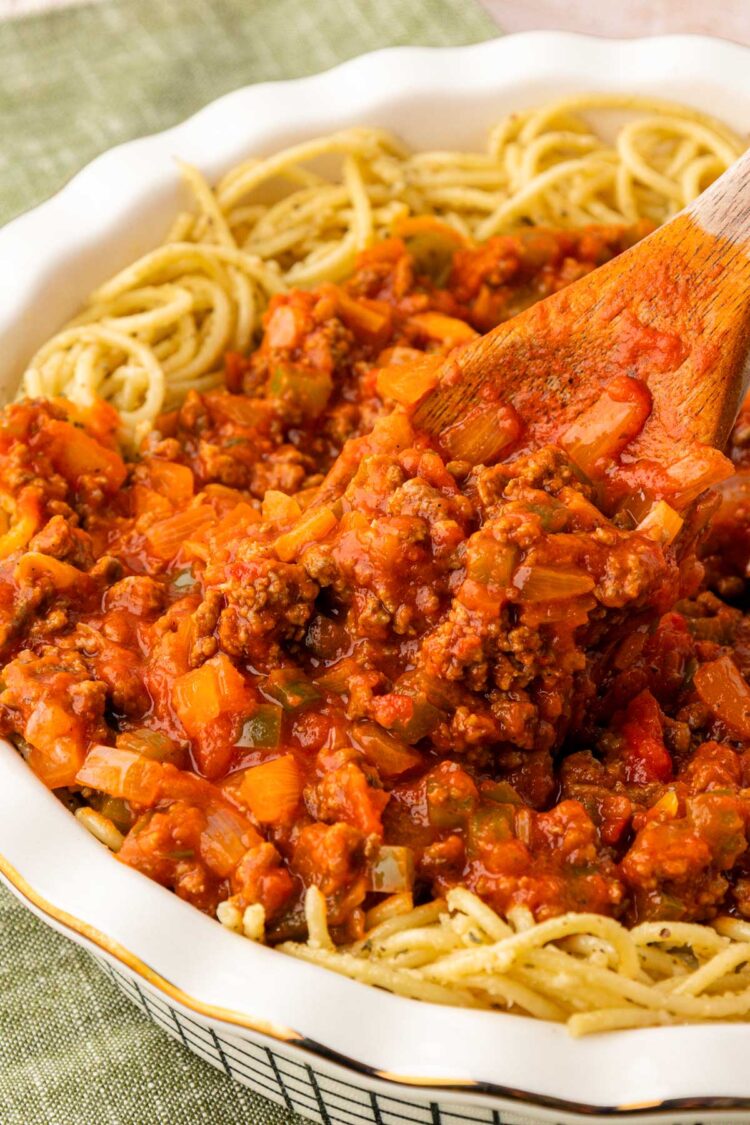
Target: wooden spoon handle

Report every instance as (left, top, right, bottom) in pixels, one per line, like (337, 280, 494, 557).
(688, 144, 750, 242)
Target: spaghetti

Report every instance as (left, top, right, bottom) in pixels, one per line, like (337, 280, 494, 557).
(20, 95, 745, 445)
(276, 890, 750, 1036)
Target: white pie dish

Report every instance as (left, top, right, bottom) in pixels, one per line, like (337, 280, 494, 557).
(2, 31, 750, 1124)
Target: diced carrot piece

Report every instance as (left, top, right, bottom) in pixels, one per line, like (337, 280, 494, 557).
(262, 490, 301, 523)
(24, 698, 87, 789)
(213, 653, 249, 710)
(239, 755, 302, 824)
(210, 502, 261, 545)
(172, 662, 223, 735)
(145, 461, 194, 504)
(274, 506, 337, 562)
(76, 744, 164, 806)
(146, 506, 215, 560)
(43, 419, 127, 490)
(407, 312, 479, 344)
(207, 393, 265, 428)
(172, 654, 249, 738)
(132, 485, 172, 519)
(203, 483, 247, 510)
(154, 409, 179, 437)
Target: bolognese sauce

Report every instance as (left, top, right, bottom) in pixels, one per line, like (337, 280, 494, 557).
(3, 224, 750, 945)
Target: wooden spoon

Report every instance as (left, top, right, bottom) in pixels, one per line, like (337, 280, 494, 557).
(396, 146, 750, 512)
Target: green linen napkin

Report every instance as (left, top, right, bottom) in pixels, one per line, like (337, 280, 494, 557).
(0, 1, 497, 1121)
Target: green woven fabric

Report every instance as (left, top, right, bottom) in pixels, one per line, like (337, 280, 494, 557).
(0, 0, 496, 226)
(0, 2, 498, 1121)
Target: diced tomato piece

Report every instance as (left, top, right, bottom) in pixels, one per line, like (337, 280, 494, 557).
(621, 691, 673, 785)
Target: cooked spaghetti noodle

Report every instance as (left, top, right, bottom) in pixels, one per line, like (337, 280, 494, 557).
(20, 95, 745, 445)
(276, 890, 750, 1036)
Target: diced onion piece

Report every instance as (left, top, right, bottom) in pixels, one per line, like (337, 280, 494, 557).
(262, 490, 301, 523)
(561, 376, 651, 477)
(636, 500, 684, 545)
(265, 304, 306, 350)
(376, 355, 440, 406)
(406, 312, 479, 345)
(76, 744, 163, 806)
(694, 655, 750, 739)
(14, 552, 84, 590)
(201, 804, 258, 877)
(240, 754, 302, 824)
(664, 447, 734, 509)
(441, 403, 521, 465)
(513, 565, 595, 602)
(75, 807, 124, 852)
(368, 846, 415, 894)
(351, 721, 422, 778)
(274, 506, 337, 562)
(116, 728, 184, 765)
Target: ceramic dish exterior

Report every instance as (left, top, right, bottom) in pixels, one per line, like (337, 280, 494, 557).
(2, 32, 750, 1124)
